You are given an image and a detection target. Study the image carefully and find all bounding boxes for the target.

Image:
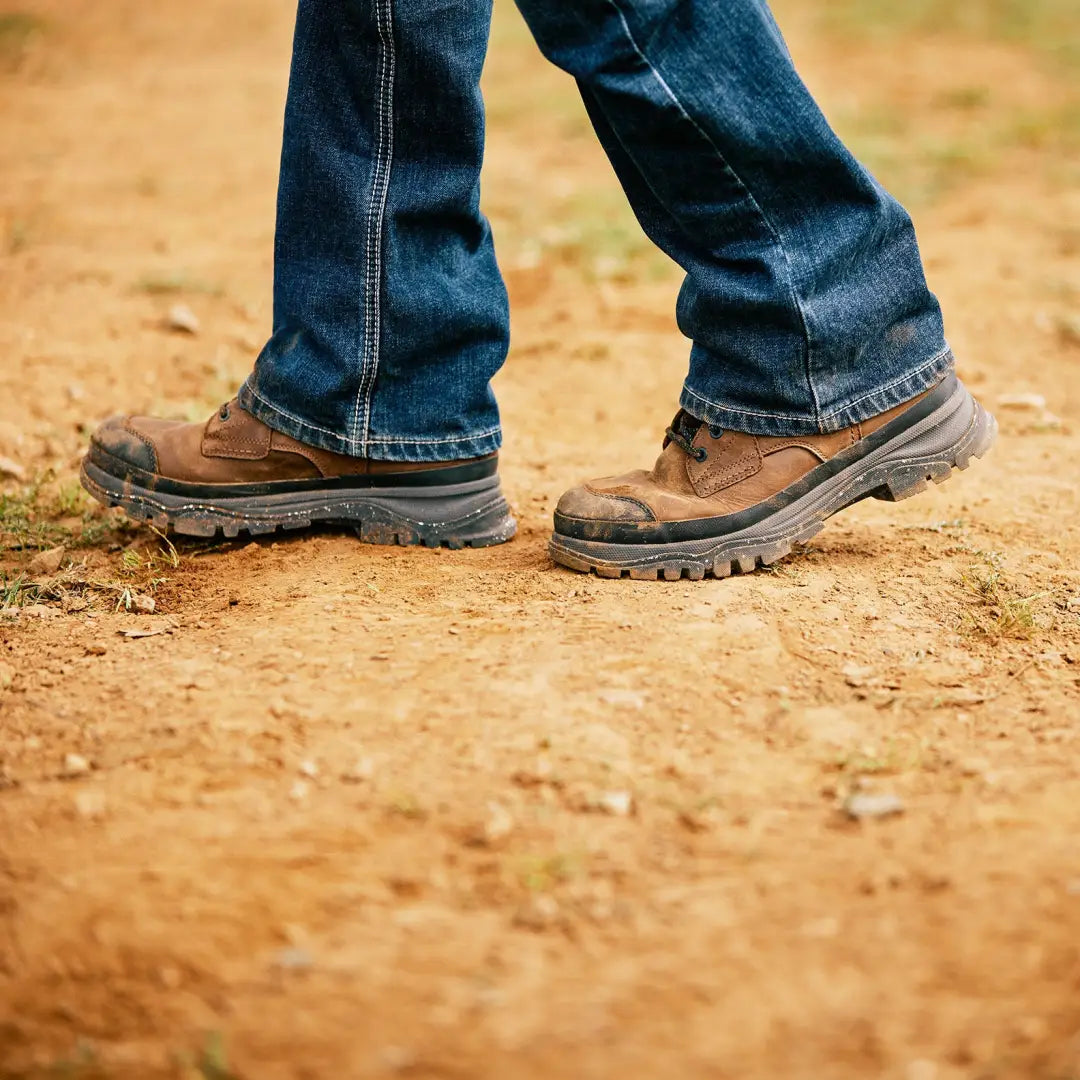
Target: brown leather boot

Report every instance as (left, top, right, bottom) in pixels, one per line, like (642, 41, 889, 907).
(550, 374, 995, 580)
(81, 400, 516, 546)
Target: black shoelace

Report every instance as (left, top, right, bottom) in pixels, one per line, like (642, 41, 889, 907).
(664, 411, 723, 463)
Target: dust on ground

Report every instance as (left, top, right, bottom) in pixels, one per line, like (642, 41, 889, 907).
(1, 2, 1079, 1078)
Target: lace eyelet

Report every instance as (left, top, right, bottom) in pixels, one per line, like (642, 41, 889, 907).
(219, 404, 231, 421)
(708, 426, 724, 439)
(695, 447, 708, 463)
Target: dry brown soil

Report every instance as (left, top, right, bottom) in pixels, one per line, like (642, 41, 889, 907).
(2, 2, 1080, 1078)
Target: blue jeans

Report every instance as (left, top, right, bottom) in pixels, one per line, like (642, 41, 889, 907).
(240, 0, 952, 461)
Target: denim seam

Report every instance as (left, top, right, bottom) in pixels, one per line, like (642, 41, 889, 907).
(243, 382, 501, 450)
(363, 429, 502, 444)
(681, 344, 952, 423)
(351, 0, 396, 455)
(603, 0, 818, 422)
(818, 343, 952, 420)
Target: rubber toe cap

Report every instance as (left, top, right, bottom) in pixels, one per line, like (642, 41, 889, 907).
(553, 483, 655, 541)
(89, 415, 158, 474)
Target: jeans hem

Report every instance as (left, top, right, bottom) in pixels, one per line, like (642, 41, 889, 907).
(238, 381, 503, 462)
(679, 346, 955, 436)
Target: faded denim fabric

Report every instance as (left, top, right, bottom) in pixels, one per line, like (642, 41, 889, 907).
(240, 0, 952, 460)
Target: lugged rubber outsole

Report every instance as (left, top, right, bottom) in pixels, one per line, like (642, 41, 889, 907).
(80, 460, 517, 549)
(549, 381, 997, 581)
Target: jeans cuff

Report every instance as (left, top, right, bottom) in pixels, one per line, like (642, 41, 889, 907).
(680, 346, 955, 436)
(237, 381, 503, 462)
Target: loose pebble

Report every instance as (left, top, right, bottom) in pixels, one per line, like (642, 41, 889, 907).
(165, 303, 200, 334)
(484, 801, 514, 843)
(844, 792, 905, 820)
(272, 947, 314, 972)
(341, 757, 375, 783)
(597, 790, 634, 817)
(131, 594, 156, 615)
(28, 547, 65, 576)
(74, 789, 107, 819)
(514, 894, 560, 930)
(0, 455, 25, 481)
(61, 753, 91, 778)
(997, 392, 1046, 410)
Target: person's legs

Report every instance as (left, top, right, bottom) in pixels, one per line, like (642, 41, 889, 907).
(80, 0, 518, 546)
(240, 0, 508, 462)
(516, 0, 951, 433)
(517, 0, 995, 578)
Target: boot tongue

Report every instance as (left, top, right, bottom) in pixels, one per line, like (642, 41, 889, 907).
(674, 410, 703, 440)
(664, 409, 703, 448)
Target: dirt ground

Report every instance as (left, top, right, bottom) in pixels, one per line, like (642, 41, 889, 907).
(2, 1, 1079, 1077)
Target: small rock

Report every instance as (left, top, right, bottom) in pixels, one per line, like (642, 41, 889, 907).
(597, 790, 634, 817)
(513, 894, 561, 930)
(131, 593, 156, 615)
(0, 661, 14, 689)
(997, 392, 1046, 411)
(298, 759, 319, 779)
(597, 689, 645, 709)
(21, 604, 54, 618)
(84, 644, 107, 657)
(0, 455, 25, 482)
(272, 947, 314, 972)
(484, 801, 514, 843)
(289, 780, 310, 802)
(74, 789, 107, 819)
(28, 546, 65, 576)
(340, 757, 375, 783)
(61, 753, 91, 778)
(841, 662, 875, 688)
(844, 792, 905, 820)
(165, 303, 200, 334)
(906, 1061, 938, 1080)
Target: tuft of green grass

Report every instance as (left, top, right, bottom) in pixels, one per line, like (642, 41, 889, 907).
(386, 793, 427, 821)
(0, 474, 133, 553)
(514, 851, 583, 893)
(959, 560, 1046, 640)
(0, 474, 181, 612)
(830, 741, 923, 777)
(197, 1031, 237, 1080)
(5, 217, 31, 254)
(133, 271, 224, 297)
(0, 12, 45, 69)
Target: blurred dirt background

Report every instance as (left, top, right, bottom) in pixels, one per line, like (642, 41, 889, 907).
(1, 1, 1079, 1077)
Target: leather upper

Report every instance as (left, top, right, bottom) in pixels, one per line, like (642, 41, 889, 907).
(556, 390, 930, 527)
(89, 401, 489, 484)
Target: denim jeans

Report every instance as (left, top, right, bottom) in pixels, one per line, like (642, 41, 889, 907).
(240, 0, 953, 461)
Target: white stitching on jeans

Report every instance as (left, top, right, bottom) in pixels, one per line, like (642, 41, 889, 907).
(244, 383, 500, 448)
(603, 0, 820, 422)
(681, 344, 953, 422)
(351, 0, 396, 455)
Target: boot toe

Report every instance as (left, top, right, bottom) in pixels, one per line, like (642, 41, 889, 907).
(554, 482, 654, 540)
(88, 415, 159, 475)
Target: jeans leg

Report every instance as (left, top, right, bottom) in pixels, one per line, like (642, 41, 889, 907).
(240, 0, 509, 461)
(515, 0, 953, 435)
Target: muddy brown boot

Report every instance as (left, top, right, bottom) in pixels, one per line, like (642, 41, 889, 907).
(550, 374, 995, 580)
(81, 400, 516, 546)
